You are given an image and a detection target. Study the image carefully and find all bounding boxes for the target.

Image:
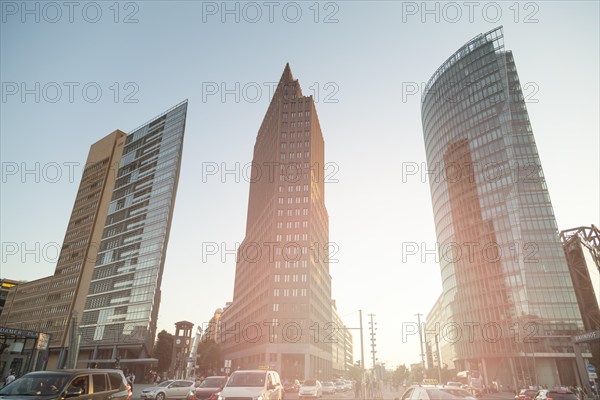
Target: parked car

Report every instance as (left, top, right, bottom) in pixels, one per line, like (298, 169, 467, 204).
(0, 369, 131, 400)
(187, 376, 227, 400)
(283, 380, 300, 393)
(141, 380, 195, 400)
(321, 382, 336, 395)
(217, 370, 283, 400)
(533, 390, 578, 400)
(401, 385, 476, 400)
(516, 389, 539, 400)
(299, 379, 322, 399)
(334, 381, 346, 392)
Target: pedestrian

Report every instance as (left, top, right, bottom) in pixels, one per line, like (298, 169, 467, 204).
(5, 371, 16, 386)
(127, 372, 135, 391)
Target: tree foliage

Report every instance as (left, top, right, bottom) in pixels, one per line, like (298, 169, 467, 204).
(196, 339, 223, 376)
(153, 330, 174, 373)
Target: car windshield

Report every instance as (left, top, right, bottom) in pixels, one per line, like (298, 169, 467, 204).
(323, 382, 333, 386)
(158, 380, 173, 387)
(227, 372, 265, 387)
(199, 378, 225, 388)
(523, 390, 538, 396)
(425, 388, 476, 399)
(0, 373, 70, 396)
(304, 380, 317, 386)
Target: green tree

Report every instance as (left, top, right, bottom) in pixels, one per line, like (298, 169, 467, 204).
(393, 364, 408, 386)
(153, 330, 174, 373)
(196, 339, 223, 376)
(347, 363, 362, 382)
(409, 365, 424, 383)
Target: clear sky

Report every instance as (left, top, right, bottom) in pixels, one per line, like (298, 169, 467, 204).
(1, 1, 598, 370)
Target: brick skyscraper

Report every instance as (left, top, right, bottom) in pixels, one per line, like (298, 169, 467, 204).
(219, 64, 334, 380)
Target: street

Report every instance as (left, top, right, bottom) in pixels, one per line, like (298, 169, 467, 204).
(129, 385, 518, 400)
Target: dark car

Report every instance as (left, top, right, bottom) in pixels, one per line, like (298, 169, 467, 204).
(0, 369, 131, 400)
(534, 390, 578, 400)
(516, 389, 539, 400)
(188, 376, 227, 400)
(284, 380, 300, 393)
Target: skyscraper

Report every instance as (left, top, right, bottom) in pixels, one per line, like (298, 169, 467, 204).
(0, 101, 187, 374)
(219, 64, 337, 380)
(421, 27, 585, 387)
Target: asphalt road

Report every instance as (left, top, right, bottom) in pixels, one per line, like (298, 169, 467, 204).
(130, 385, 517, 400)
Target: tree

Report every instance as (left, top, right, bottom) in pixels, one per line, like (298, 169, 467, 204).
(196, 339, 223, 376)
(393, 365, 409, 386)
(347, 363, 362, 382)
(154, 330, 174, 373)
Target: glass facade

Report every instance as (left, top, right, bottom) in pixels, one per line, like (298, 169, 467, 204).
(80, 101, 187, 355)
(421, 27, 583, 386)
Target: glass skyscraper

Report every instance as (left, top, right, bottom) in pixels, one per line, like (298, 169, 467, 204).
(80, 101, 187, 362)
(0, 101, 187, 374)
(421, 27, 584, 387)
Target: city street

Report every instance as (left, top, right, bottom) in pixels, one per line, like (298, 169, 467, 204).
(129, 384, 517, 400)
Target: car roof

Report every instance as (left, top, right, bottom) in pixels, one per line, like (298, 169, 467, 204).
(233, 370, 269, 373)
(25, 369, 123, 375)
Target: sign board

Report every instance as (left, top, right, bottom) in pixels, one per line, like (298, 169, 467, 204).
(0, 326, 40, 339)
(224, 359, 232, 368)
(588, 364, 597, 380)
(573, 331, 600, 343)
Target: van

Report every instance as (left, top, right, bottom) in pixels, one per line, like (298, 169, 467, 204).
(0, 369, 131, 400)
(217, 370, 283, 400)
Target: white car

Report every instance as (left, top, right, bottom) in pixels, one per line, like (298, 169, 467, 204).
(141, 380, 196, 400)
(217, 370, 283, 400)
(299, 379, 322, 399)
(321, 381, 336, 395)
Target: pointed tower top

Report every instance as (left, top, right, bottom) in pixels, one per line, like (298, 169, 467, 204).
(280, 62, 294, 84)
(274, 63, 302, 100)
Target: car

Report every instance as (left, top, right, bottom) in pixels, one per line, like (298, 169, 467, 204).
(216, 369, 283, 400)
(283, 380, 300, 393)
(516, 389, 539, 400)
(533, 390, 578, 400)
(0, 369, 131, 400)
(299, 379, 322, 399)
(188, 376, 227, 400)
(321, 382, 336, 395)
(141, 380, 195, 400)
(334, 381, 346, 392)
(401, 385, 476, 400)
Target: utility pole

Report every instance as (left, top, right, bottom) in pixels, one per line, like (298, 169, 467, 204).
(368, 314, 377, 379)
(435, 334, 442, 383)
(359, 310, 365, 388)
(415, 313, 425, 374)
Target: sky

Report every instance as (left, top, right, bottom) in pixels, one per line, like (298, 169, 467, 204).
(1, 1, 599, 370)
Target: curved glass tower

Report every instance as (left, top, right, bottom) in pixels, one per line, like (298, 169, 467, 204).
(421, 27, 584, 387)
